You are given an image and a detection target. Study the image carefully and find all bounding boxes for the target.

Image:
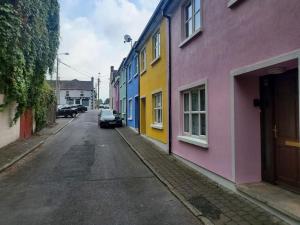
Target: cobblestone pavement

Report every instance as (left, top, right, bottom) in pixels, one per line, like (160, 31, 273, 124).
(116, 127, 289, 225)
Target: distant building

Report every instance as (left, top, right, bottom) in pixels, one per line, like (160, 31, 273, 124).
(48, 78, 95, 110)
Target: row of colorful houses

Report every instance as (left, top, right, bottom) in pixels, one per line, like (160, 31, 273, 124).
(109, 0, 300, 218)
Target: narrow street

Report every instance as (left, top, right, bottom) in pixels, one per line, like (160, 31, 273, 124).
(0, 110, 201, 225)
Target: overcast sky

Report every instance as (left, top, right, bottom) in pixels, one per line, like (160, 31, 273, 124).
(57, 0, 160, 100)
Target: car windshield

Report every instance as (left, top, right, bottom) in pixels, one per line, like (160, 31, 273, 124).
(101, 110, 113, 116)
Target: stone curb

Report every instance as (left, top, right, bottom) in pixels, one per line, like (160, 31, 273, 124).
(0, 117, 74, 174)
(115, 128, 214, 225)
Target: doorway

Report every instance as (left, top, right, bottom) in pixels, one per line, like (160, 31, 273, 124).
(260, 69, 300, 192)
(140, 97, 146, 134)
(135, 96, 139, 129)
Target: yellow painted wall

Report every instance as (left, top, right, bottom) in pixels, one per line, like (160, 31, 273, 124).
(140, 19, 168, 144)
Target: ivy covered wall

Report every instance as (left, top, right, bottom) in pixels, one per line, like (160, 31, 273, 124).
(0, 0, 60, 130)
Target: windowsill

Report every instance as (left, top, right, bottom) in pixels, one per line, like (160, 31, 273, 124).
(133, 72, 139, 78)
(150, 56, 161, 66)
(128, 117, 133, 121)
(151, 124, 163, 130)
(128, 79, 132, 84)
(227, 0, 239, 8)
(140, 69, 147, 76)
(177, 135, 208, 149)
(179, 29, 203, 48)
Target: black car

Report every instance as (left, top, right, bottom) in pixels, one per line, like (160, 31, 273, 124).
(56, 105, 78, 118)
(73, 104, 87, 113)
(98, 109, 123, 128)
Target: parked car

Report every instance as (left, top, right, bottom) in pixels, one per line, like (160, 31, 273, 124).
(56, 105, 78, 118)
(98, 109, 123, 128)
(73, 104, 87, 113)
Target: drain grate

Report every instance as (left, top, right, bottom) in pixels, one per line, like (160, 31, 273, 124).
(189, 196, 221, 220)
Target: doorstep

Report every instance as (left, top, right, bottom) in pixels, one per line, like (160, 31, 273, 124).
(237, 182, 300, 221)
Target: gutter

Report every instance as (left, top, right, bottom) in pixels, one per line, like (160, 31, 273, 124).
(163, 9, 172, 155)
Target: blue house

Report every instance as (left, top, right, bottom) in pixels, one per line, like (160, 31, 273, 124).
(124, 43, 139, 131)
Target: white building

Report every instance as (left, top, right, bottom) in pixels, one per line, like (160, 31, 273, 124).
(48, 79, 95, 110)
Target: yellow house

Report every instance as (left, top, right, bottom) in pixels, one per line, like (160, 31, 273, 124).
(138, 10, 168, 150)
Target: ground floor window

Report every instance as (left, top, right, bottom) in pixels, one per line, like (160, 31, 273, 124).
(153, 92, 162, 124)
(128, 99, 132, 119)
(67, 99, 74, 105)
(183, 85, 207, 140)
(75, 99, 81, 105)
(82, 99, 89, 106)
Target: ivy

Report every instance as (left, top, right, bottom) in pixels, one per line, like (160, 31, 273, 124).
(0, 0, 59, 128)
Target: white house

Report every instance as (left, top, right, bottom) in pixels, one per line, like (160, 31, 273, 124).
(48, 78, 95, 110)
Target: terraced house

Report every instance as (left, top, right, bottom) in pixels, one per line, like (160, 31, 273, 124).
(124, 43, 140, 131)
(118, 58, 127, 124)
(137, 0, 169, 151)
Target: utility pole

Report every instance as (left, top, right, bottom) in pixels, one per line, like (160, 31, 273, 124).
(56, 56, 59, 105)
(97, 77, 100, 108)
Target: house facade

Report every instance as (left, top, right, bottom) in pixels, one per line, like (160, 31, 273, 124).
(137, 1, 169, 150)
(49, 79, 95, 110)
(125, 44, 140, 131)
(109, 66, 119, 111)
(118, 58, 127, 123)
(166, 0, 300, 193)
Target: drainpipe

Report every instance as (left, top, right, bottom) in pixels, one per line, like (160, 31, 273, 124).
(136, 50, 141, 134)
(163, 10, 172, 155)
(125, 66, 128, 126)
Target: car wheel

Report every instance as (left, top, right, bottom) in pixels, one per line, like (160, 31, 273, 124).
(71, 113, 75, 118)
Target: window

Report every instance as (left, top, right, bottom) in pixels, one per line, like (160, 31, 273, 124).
(128, 64, 132, 82)
(140, 48, 146, 72)
(183, 85, 206, 139)
(66, 91, 69, 97)
(75, 99, 81, 105)
(184, 0, 201, 38)
(122, 98, 126, 114)
(153, 92, 162, 124)
(128, 99, 132, 119)
(134, 55, 138, 76)
(80, 91, 84, 97)
(153, 31, 160, 60)
(122, 69, 126, 85)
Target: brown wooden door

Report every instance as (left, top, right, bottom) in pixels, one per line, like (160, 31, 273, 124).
(261, 69, 300, 192)
(273, 71, 300, 191)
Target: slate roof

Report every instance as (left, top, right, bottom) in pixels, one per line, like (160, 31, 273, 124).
(47, 79, 93, 91)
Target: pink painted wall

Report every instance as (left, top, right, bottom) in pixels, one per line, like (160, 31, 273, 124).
(170, 0, 300, 182)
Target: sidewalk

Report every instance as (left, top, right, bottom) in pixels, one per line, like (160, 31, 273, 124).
(0, 118, 73, 173)
(116, 127, 289, 225)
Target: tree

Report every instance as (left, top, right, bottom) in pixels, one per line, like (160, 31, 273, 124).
(104, 98, 110, 105)
(0, 0, 60, 129)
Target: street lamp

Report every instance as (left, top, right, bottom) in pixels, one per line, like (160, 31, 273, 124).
(56, 52, 70, 104)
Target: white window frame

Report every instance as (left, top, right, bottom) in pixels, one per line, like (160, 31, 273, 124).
(178, 80, 208, 148)
(152, 92, 163, 126)
(183, 0, 202, 39)
(128, 64, 132, 82)
(134, 55, 138, 77)
(140, 47, 147, 74)
(152, 31, 160, 60)
(128, 98, 133, 120)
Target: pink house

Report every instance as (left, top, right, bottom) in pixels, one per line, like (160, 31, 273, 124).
(109, 66, 120, 112)
(166, 0, 300, 196)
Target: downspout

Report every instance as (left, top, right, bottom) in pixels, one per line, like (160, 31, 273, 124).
(125, 66, 128, 126)
(136, 50, 141, 134)
(163, 11, 172, 155)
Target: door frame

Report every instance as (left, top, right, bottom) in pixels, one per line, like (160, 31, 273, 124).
(230, 49, 300, 184)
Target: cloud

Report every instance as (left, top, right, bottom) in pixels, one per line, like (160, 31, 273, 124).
(57, 0, 159, 100)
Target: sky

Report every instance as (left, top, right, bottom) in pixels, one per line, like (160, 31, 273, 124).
(57, 0, 160, 100)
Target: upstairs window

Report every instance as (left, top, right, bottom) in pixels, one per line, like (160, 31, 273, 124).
(66, 91, 69, 97)
(152, 31, 160, 60)
(134, 55, 138, 76)
(128, 64, 132, 82)
(140, 47, 147, 73)
(80, 91, 84, 97)
(184, 0, 201, 38)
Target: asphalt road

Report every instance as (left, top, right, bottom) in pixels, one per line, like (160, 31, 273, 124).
(0, 110, 201, 225)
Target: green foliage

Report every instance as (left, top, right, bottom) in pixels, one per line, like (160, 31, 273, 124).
(0, 0, 59, 127)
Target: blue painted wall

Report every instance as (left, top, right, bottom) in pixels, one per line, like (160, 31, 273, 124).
(125, 51, 139, 129)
